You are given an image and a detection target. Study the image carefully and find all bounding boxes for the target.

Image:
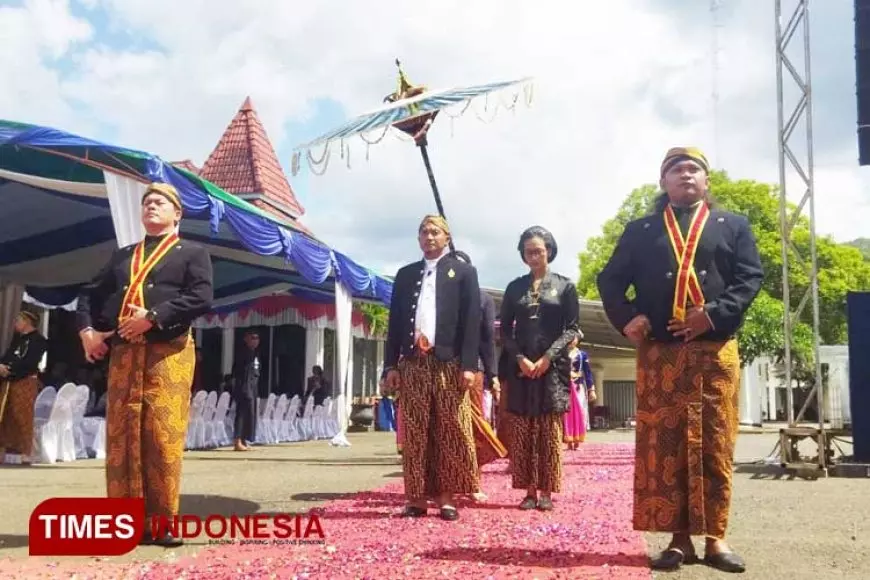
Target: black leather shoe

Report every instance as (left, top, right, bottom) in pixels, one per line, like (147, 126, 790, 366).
(401, 506, 427, 517)
(650, 548, 697, 571)
(439, 507, 459, 521)
(704, 551, 746, 573)
(141, 531, 183, 547)
(154, 533, 184, 548)
(519, 496, 537, 510)
(537, 497, 554, 511)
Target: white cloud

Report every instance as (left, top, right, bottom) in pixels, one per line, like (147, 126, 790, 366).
(2, 0, 867, 289)
(0, 0, 93, 128)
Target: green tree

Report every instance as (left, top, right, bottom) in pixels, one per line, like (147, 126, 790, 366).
(578, 171, 870, 363)
(358, 303, 389, 338)
(737, 290, 813, 367)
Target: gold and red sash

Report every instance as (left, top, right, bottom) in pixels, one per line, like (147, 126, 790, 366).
(663, 204, 710, 321)
(119, 233, 179, 320)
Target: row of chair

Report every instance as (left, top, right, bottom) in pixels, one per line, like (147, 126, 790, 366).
(3, 385, 341, 465)
(185, 391, 341, 450)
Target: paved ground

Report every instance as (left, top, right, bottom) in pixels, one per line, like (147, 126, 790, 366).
(1, 430, 868, 579)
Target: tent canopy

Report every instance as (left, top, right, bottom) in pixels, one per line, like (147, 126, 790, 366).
(0, 120, 393, 307)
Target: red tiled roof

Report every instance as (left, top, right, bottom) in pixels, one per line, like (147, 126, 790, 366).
(171, 159, 200, 174)
(199, 96, 305, 218)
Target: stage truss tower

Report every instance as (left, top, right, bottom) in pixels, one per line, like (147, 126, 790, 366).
(774, 0, 842, 474)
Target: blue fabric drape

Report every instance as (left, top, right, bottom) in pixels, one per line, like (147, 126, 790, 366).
(1, 120, 393, 305)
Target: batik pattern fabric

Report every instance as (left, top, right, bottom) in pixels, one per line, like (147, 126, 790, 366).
(470, 371, 507, 467)
(0, 376, 40, 456)
(510, 413, 564, 492)
(633, 339, 740, 539)
(397, 353, 478, 499)
(395, 397, 404, 454)
(106, 333, 195, 518)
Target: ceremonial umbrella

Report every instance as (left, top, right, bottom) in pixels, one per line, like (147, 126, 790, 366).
(291, 61, 533, 249)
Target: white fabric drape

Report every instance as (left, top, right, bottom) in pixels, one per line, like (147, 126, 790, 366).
(0, 281, 25, 353)
(103, 172, 146, 248)
(0, 169, 107, 198)
(330, 281, 353, 447)
(22, 292, 77, 311)
(304, 328, 325, 378)
(194, 308, 370, 338)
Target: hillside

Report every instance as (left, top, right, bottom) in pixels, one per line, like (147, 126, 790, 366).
(847, 238, 870, 260)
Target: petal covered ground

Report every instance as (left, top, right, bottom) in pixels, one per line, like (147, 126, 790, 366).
(0, 443, 651, 579)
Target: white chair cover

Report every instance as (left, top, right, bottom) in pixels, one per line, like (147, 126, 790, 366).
(185, 390, 208, 450)
(81, 416, 106, 459)
(298, 395, 316, 441)
(200, 390, 219, 449)
(255, 393, 277, 444)
(312, 403, 328, 439)
(33, 383, 77, 463)
(207, 392, 231, 448)
(277, 397, 289, 442)
(323, 398, 340, 439)
(72, 384, 91, 459)
(79, 387, 107, 458)
(282, 396, 301, 442)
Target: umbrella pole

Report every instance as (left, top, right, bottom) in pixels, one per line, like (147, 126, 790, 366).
(417, 142, 455, 252)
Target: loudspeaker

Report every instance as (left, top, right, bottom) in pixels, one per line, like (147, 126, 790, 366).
(857, 0, 870, 165)
(847, 292, 870, 461)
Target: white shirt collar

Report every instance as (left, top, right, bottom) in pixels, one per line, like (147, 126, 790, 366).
(423, 247, 450, 270)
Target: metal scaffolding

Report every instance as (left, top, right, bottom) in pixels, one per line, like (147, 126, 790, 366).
(774, 0, 838, 474)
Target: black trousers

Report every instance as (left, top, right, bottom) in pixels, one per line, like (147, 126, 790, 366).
(233, 390, 257, 442)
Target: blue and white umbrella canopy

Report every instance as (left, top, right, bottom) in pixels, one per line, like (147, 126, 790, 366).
(291, 75, 534, 177)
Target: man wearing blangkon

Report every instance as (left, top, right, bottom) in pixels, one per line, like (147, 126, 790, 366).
(381, 215, 481, 521)
(597, 147, 763, 573)
(77, 182, 213, 547)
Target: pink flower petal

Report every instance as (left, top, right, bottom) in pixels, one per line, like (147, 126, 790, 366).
(0, 444, 649, 579)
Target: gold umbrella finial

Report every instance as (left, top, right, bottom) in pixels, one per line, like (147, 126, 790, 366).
(385, 59, 426, 103)
(395, 59, 415, 96)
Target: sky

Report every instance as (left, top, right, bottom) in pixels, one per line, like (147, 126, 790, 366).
(2, 0, 867, 290)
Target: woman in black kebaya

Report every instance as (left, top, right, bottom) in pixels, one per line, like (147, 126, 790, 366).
(499, 226, 580, 511)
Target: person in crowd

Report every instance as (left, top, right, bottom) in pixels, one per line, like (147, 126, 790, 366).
(597, 147, 763, 573)
(0, 310, 47, 465)
(381, 214, 481, 521)
(564, 338, 597, 450)
(232, 329, 261, 451)
(305, 365, 331, 406)
(500, 226, 580, 511)
(77, 182, 213, 547)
